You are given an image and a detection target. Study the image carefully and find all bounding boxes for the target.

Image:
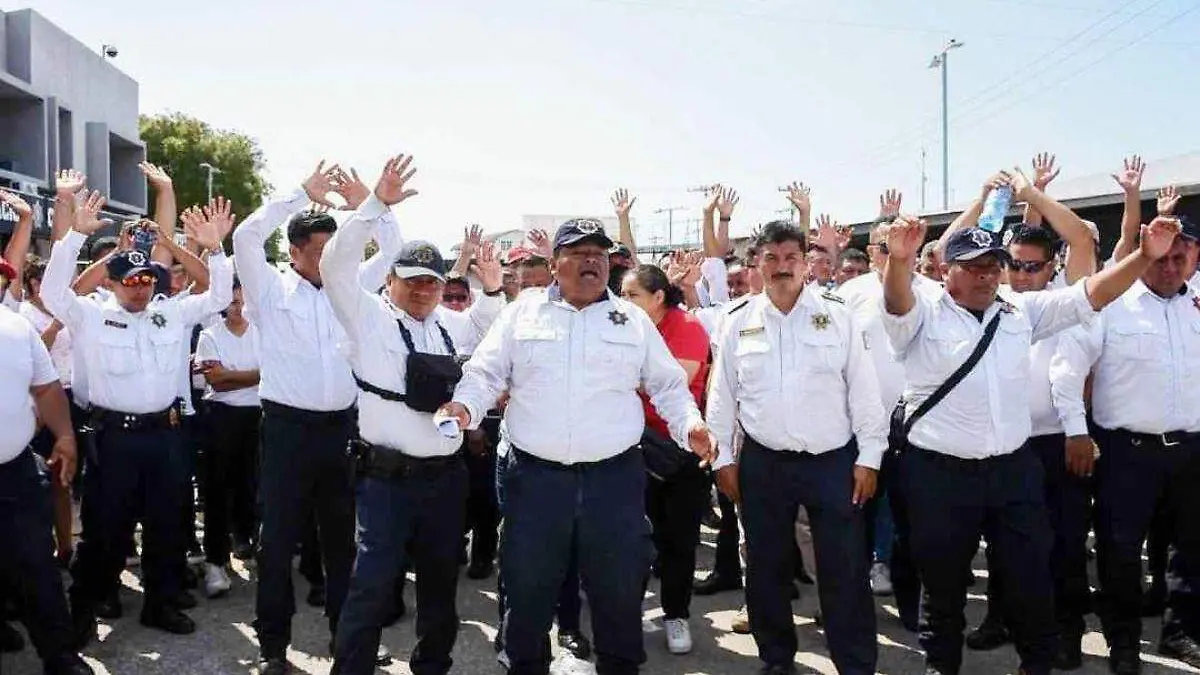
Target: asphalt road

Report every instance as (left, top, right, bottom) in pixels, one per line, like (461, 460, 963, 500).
(5, 525, 1199, 675)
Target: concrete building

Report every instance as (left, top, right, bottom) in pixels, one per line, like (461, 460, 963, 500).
(0, 8, 145, 252)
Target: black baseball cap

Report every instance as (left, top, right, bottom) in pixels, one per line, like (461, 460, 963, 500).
(609, 242, 633, 259)
(553, 218, 613, 252)
(1179, 215, 1200, 242)
(944, 228, 1011, 264)
(106, 249, 156, 280)
(393, 240, 447, 282)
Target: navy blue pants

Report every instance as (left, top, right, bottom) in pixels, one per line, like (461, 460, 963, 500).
(739, 438, 877, 675)
(902, 445, 1056, 675)
(203, 402, 261, 566)
(332, 457, 468, 675)
(502, 448, 652, 675)
(645, 461, 708, 620)
(70, 424, 188, 610)
(255, 403, 356, 658)
(0, 449, 76, 665)
(713, 488, 742, 579)
(1092, 428, 1200, 648)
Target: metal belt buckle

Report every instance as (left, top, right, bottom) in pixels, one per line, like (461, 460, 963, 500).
(1161, 433, 1181, 448)
(123, 414, 136, 430)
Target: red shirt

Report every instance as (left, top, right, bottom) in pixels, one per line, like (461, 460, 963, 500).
(641, 307, 710, 438)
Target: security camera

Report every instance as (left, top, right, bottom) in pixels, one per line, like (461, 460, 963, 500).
(102, 44, 118, 59)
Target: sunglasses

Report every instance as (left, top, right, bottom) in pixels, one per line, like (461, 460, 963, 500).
(120, 272, 157, 288)
(443, 294, 469, 303)
(1005, 259, 1049, 273)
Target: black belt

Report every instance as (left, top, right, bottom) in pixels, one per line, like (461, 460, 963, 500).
(92, 406, 178, 432)
(907, 444, 1027, 473)
(262, 400, 355, 427)
(510, 446, 632, 471)
(352, 439, 461, 481)
(1114, 428, 1200, 448)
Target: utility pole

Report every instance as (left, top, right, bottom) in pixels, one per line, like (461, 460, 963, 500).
(928, 38, 964, 210)
(921, 148, 929, 211)
(654, 207, 686, 248)
(199, 162, 222, 202)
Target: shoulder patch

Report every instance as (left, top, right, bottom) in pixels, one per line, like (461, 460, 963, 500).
(821, 291, 845, 305)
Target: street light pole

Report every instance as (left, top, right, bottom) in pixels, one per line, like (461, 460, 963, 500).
(653, 207, 685, 248)
(199, 162, 222, 202)
(928, 38, 963, 210)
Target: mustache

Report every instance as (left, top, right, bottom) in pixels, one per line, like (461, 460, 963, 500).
(771, 272, 794, 280)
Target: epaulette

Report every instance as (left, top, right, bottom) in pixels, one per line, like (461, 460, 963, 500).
(821, 291, 845, 305)
(724, 296, 751, 315)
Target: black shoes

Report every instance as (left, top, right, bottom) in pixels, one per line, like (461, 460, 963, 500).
(44, 653, 95, 675)
(70, 603, 97, 651)
(693, 571, 742, 596)
(232, 539, 256, 561)
(1054, 631, 1083, 670)
(305, 584, 326, 608)
(467, 560, 495, 580)
(171, 591, 197, 610)
(759, 665, 797, 675)
(1159, 634, 1200, 668)
(257, 657, 290, 675)
(328, 639, 392, 666)
(94, 592, 122, 620)
(1108, 645, 1141, 675)
(557, 630, 592, 660)
(965, 617, 1011, 651)
(139, 604, 196, 635)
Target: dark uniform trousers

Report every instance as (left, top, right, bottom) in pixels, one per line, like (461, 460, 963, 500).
(866, 449, 921, 631)
(465, 415, 502, 567)
(1092, 428, 1200, 648)
(1, 449, 77, 666)
(255, 401, 355, 658)
(713, 489, 742, 579)
(739, 437, 877, 675)
(332, 454, 468, 675)
(645, 460, 708, 620)
(902, 443, 1056, 675)
(70, 422, 188, 611)
(980, 433, 1092, 637)
(502, 447, 651, 675)
(203, 402, 262, 565)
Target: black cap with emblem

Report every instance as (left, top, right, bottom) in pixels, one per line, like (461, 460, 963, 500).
(553, 218, 614, 253)
(1179, 215, 1200, 242)
(106, 249, 156, 280)
(944, 227, 1012, 264)
(393, 240, 447, 282)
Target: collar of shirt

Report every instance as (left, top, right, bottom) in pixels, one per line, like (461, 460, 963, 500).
(1130, 279, 1190, 303)
(544, 282, 617, 311)
(282, 266, 322, 294)
(758, 283, 828, 323)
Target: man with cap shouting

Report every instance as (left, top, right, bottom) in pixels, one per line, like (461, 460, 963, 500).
(1052, 215, 1200, 674)
(881, 208, 1180, 675)
(41, 190, 233, 646)
(319, 155, 504, 675)
(440, 218, 714, 675)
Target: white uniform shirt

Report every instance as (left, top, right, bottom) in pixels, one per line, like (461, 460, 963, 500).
(195, 322, 262, 408)
(881, 280, 1095, 458)
(707, 285, 888, 471)
(453, 286, 704, 464)
(321, 196, 504, 457)
(0, 305, 58, 463)
(233, 188, 356, 412)
(42, 230, 234, 414)
(19, 301, 72, 385)
(1051, 281, 1200, 436)
(436, 300, 505, 357)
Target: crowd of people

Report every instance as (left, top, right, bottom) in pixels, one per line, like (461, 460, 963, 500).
(0, 150, 1197, 675)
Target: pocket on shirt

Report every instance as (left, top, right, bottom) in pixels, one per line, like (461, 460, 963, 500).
(995, 321, 1032, 379)
(591, 329, 642, 389)
(96, 329, 138, 376)
(149, 330, 183, 373)
(513, 326, 565, 388)
(734, 337, 771, 382)
(1106, 322, 1160, 360)
(797, 331, 845, 375)
(279, 295, 317, 354)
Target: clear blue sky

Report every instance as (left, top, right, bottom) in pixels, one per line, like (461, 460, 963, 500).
(27, 0, 1200, 250)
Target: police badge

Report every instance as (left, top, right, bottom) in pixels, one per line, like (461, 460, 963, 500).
(150, 312, 167, 328)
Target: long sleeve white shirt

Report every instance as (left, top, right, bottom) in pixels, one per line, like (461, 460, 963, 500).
(706, 285, 888, 471)
(452, 286, 703, 464)
(881, 280, 1095, 458)
(0, 305, 58, 463)
(42, 230, 234, 414)
(1051, 281, 1200, 436)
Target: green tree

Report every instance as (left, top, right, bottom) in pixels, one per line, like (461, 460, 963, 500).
(138, 112, 283, 260)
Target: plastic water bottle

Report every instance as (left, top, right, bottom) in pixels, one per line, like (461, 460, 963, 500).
(978, 185, 1012, 233)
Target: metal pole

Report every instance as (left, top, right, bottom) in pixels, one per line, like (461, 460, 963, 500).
(921, 148, 928, 211)
(205, 171, 214, 203)
(941, 53, 949, 210)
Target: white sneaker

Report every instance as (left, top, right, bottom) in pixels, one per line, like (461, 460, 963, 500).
(871, 561, 893, 596)
(664, 618, 692, 654)
(203, 562, 232, 598)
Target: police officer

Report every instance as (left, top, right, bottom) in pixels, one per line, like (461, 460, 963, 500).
(320, 155, 503, 674)
(0, 298, 91, 675)
(880, 205, 1178, 675)
(41, 190, 233, 646)
(442, 218, 714, 675)
(1052, 216, 1200, 674)
(706, 220, 887, 675)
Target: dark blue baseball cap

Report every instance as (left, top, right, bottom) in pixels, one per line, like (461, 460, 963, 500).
(944, 227, 1011, 264)
(553, 218, 613, 252)
(393, 240, 447, 282)
(105, 249, 155, 280)
(1179, 215, 1200, 242)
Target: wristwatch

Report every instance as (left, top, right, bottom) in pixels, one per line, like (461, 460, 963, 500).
(483, 287, 503, 297)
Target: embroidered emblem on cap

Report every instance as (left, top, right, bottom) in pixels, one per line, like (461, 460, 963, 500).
(608, 309, 628, 326)
(150, 312, 167, 328)
(127, 250, 148, 266)
(576, 219, 602, 235)
(970, 229, 994, 248)
(413, 247, 435, 265)
(1001, 229, 1015, 247)
(812, 313, 831, 331)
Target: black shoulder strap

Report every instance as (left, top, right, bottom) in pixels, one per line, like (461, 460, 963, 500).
(354, 374, 406, 402)
(901, 311, 1002, 438)
(394, 319, 457, 357)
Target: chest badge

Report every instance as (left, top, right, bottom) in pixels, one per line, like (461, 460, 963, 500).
(811, 313, 831, 331)
(608, 310, 629, 326)
(150, 312, 167, 329)
(1193, 296, 1200, 314)
(998, 300, 1016, 314)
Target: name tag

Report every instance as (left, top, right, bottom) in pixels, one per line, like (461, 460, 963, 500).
(738, 326, 764, 337)
(104, 319, 129, 329)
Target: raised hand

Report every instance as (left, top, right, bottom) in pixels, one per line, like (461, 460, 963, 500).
(374, 154, 418, 206)
(0, 190, 32, 221)
(303, 160, 341, 207)
(878, 189, 902, 220)
(680, 250, 703, 286)
(981, 172, 1011, 200)
(182, 206, 222, 251)
(664, 250, 688, 286)
(885, 215, 927, 261)
(73, 190, 107, 235)
(814, 214, 841, 252)
(717, 187, 739, 220)
(331, 167, 370, 210)
(1111, 155, 1145, 195)
(1157, 185, 1180, 216)
(461, 224, 484, 260)
(785, 181, 812, 216)
(139, 162, 173, 190)
(611, 188, 636, 218)
(1032, 152, 1060, 190)
(703, 184, 723, 215)
(475, 240, 503, 292)
(55, 169, 86, 197)
(1003, 167, 1034, 201)
(527, 228, 552, 259)
(203, 196, 237, 242)
(1140, 216, 1182, 259)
